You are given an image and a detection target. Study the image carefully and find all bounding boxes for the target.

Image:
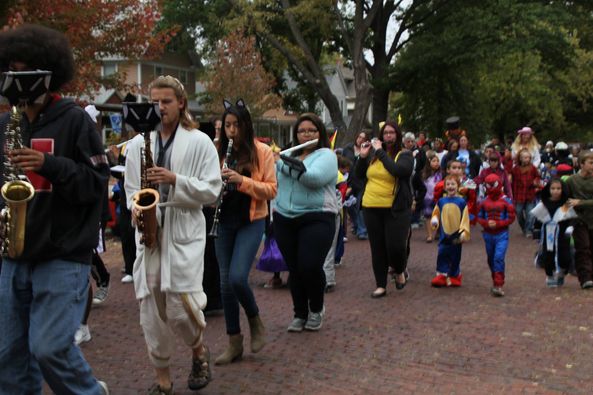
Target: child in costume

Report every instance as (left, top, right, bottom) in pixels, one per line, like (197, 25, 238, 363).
(476, 174, 516, 297)
(430, 175, 471, 287)
(530, 179, 577, 287)
(511, 148, 540, 237)
(434, 159, 477, 224)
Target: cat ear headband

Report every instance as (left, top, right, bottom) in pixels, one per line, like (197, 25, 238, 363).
(223, 98, 246, 110)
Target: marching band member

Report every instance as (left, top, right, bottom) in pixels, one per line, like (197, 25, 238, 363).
(356, 121, 414, 298)
(124, 76, 221, 395)
(274, 113, 338, 332)
(213, 99, 277, 365)
(0, 24, 110, 394)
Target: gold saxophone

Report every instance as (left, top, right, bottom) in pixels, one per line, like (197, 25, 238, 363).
(0, 106, 35, 258)
(133, 131, 160, 249)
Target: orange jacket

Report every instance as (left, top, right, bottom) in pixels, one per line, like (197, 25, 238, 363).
(237, 140, 277, 221)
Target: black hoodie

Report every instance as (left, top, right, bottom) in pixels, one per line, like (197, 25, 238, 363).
(0, 97, 110, 264)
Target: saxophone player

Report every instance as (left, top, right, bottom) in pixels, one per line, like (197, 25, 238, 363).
(124, 75, 221, 395)
(0, 25, 110, 394)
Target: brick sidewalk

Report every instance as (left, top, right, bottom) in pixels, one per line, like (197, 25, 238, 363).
(65, 224, 593, 394)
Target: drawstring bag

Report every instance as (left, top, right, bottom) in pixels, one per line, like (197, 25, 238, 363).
(256, 235, 288, 273)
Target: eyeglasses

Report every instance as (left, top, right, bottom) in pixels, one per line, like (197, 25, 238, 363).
(489, 158, 499, 162)
(383, 131, 396, 135)
(297, 128, 318, 135)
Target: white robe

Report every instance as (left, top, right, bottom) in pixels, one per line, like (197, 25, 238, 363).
(124, 126, 222, 299)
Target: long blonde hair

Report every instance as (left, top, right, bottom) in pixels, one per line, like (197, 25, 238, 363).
(148, 75, 197, 130)
(511, 132, 540, 153)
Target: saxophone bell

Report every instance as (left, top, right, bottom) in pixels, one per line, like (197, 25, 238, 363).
(133, 188, 160, 249)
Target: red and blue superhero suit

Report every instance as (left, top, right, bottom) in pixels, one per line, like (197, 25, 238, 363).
(430, 195, 471, 287)
(434, 177, 477, 224)
(477, 174, 516, 289)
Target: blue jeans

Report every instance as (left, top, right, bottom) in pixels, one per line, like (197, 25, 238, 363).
(215, 218, 265, 335)
(515, 201, 536, 235)
(0, 259, 102, 395)
(347, 191, 367, 237)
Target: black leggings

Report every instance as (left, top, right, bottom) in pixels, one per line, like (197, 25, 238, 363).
(119, 206, 137, 275)
(91, 250, 110, 287)
(274, 212, 335, 319)
(363, 207, 411, 288)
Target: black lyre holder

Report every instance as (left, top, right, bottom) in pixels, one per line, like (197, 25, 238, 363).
(0, 70, 52, 107)
(122, 102, 161, 134)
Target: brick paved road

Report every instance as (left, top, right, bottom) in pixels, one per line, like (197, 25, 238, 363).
(65, 224, 593, 394)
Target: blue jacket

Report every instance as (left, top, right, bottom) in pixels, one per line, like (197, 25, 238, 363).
(275, 148, 339, 218)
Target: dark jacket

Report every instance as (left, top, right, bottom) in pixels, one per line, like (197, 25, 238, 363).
(342, 142, 364, 194)
(355, 148, 414, 214)
(441, 149, 481, 178)
(0, 97, 110, 264)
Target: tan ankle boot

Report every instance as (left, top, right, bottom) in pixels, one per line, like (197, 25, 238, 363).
(248, 315, 266, 353)
(214, 334, 243, 365)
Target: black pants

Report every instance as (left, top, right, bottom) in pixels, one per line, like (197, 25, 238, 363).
(118, 205, 137, 275)
(91, 251, 110, 287)
(573, 221, 593, 284)
(274, 212, 335, 319)
(541, 222, 572, 277)
(91, 224, 110, 287)
(364, 207, 411, 288)
(202, 206, 222, 311)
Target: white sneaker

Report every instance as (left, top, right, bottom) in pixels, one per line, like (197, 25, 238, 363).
(97, 380, 109, 395)
(121, 274, 133, 284)
(74, 324, 91, 345)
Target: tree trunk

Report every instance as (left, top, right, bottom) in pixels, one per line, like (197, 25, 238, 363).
(317, 81, 348, 135)
(347, 44, 372, 144)
(372, 87, 389, 134)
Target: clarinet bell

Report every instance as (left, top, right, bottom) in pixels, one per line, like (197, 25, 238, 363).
(208, 222, 218, 238)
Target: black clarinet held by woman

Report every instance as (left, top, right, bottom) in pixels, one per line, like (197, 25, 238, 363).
(209, 138, 234, 237)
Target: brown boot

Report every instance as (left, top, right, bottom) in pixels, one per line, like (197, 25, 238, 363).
(248, 315, 266, 353)
(214, 334, 243, 365)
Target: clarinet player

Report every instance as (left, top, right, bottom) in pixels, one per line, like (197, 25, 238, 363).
(124, 76, 221, 395)
(213, 99, 277, 365)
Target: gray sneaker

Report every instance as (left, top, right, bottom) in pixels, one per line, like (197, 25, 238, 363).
(490, 287, 505, 297)
(93, 285, 109, 305)
(546, 276, 558, 288)
(581, 280, 593, 289)
(287, 318, 307, 332)
(304, 307, 325, 331)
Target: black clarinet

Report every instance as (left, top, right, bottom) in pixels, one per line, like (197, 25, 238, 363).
(208, 139, 233, 237)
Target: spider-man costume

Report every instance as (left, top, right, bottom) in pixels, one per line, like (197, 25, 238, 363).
(477, 174, 516, 288)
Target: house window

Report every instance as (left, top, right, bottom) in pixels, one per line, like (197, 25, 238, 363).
(154, 66, 163, 76)
(179, 70, 187, 85)
(102, 62, 117, 77)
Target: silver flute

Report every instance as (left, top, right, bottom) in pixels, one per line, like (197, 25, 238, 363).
(279, 139, 319, 155)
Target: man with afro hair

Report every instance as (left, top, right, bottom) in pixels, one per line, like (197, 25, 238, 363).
(0, 24, 110, 394)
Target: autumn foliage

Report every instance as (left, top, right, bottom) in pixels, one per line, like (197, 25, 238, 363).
(3, 0, 175, 97)
(205, 30, 281, 118)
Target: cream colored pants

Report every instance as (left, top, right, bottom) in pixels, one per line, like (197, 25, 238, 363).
(139, 288, 207, 368)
